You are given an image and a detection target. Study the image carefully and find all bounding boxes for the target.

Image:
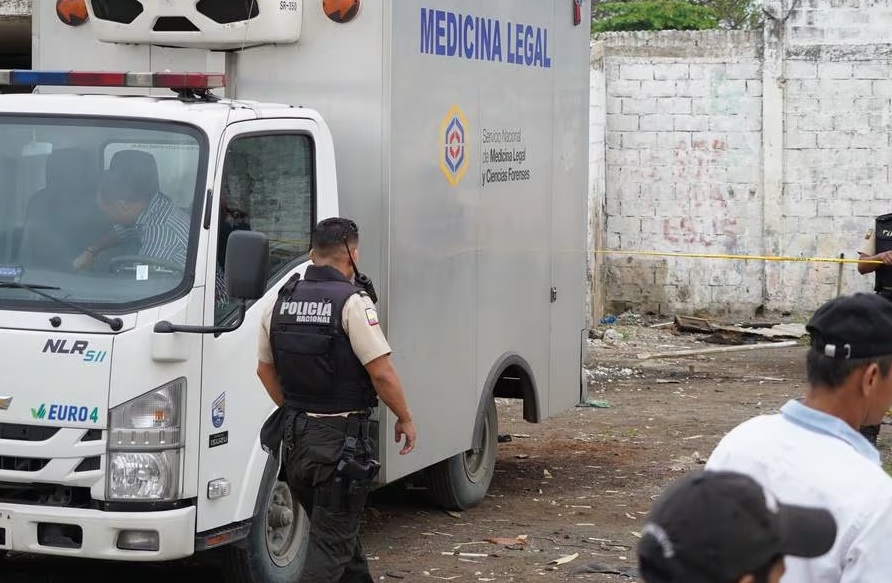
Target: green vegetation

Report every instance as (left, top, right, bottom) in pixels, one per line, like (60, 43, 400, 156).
(592, 0, 763, 33)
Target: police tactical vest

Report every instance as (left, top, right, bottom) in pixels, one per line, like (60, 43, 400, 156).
(270, 265, 377, 413)
(876, 213, 892, 291)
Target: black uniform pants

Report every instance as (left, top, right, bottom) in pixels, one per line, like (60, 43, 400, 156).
(284, 413, 374, 583)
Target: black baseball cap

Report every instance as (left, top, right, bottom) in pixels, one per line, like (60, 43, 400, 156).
(807, 292, 892, 359)
(637, 470, 837, 583)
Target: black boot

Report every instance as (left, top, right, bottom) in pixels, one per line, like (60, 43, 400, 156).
(860, 424, 881, 446)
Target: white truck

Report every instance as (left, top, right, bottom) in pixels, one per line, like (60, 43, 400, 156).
(0, 0, 591, 580)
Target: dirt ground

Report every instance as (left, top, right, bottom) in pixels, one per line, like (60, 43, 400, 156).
(7, 314, 886, 582)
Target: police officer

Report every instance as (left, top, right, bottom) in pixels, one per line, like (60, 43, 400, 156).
(855, 213, 892, 445)
(256, 217, 417, 582)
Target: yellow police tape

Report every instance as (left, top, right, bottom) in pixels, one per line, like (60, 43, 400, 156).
(592, 249, 884, 265)
(260, 241, 884, 265)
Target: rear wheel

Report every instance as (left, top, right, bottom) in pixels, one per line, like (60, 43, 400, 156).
(427, 396, 499, 510)
(223, 479, 309, 583)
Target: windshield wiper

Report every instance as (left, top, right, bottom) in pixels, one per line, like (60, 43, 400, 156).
(0, 281, 124, 331)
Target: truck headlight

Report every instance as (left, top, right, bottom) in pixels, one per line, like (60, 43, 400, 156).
(107, 378, 185, 501)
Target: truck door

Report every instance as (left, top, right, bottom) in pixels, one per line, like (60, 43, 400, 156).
(548, 18, 591, 415)
(196, 118, 326, 535)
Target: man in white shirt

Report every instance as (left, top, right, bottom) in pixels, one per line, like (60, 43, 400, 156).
(706, 292, 892, 582)
(637, 469, 836, 583)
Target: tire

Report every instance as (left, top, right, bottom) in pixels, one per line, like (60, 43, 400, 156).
(427, 396, 499, 511)
(222, 478, 310, 583)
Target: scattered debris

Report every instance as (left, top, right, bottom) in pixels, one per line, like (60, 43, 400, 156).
(497, 434, 512, 443)
(570, 563, 640, 578)
(602, 329, 624, 345)
(577, 398, 610, 408)
(548, 552, 579, 566)
(738, 320, 781, 329)
(674, 315, 713, 334)
(423, 572, 460, 580)
(669, 451, 708, 472)
(669, 314, 807, 346)
(637, 340, 800, 361)
(482, 534, 528, 547)
(444, 510, 462, 519)
(586, 366, 642, 383)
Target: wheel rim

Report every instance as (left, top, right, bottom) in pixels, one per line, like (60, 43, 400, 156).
(462, 406, 493, 483)
(265, 480, 304, 567)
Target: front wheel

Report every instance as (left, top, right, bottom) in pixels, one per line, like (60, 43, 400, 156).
(427, 396, 499, 511)
(222, 479, 310, 583)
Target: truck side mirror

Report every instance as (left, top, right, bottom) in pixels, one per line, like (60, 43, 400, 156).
(153, 230, 269, 336)
(225, 231, 269, 301)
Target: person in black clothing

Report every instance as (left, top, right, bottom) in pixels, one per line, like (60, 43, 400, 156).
(256, 217, 416, 582)
(855, 217, 892, 445)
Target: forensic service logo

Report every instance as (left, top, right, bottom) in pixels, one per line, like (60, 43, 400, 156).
(440, 106, 468, 186)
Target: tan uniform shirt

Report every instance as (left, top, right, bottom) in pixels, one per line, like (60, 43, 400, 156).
(859, 229, 876, 256)
(257, 293, 391, 366)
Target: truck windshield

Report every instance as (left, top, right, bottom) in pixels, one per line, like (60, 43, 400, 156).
(0, 116, 206, 312)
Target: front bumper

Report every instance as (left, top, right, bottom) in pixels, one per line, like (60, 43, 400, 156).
(0, 503, 195, 561)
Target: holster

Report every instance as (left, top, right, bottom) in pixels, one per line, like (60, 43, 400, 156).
(336, 417, 381, 482)
(314, 475, 371, 514)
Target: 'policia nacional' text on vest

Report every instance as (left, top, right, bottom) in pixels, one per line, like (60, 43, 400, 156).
(270, 265, 377, 414)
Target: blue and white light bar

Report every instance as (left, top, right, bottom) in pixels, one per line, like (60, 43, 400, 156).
(0, 70, 226, 90)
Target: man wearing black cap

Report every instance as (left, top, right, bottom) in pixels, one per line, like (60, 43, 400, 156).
(706, 292, 892, 582)
(638, 470, 836, 583)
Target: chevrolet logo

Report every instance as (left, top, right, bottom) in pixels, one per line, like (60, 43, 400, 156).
(0, 396, 11, 411)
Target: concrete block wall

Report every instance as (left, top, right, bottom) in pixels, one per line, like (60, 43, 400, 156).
(773, 0, 892, 308)
(588, 41, 607, 327)
(590, 0, 892, 317)
(595, 31, 765, 316)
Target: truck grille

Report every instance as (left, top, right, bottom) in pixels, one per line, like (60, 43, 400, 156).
(0, 423, 60, 441)
(0, 425, 106, 505)
(0, 456, 49, 472)
(0, 423, 101, 443)
(0, 482, 93, 508)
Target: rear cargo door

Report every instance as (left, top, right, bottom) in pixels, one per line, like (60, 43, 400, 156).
(548, 1, 591, 415)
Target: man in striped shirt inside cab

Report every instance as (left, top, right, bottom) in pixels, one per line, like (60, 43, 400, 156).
(73, 150, 189, 272)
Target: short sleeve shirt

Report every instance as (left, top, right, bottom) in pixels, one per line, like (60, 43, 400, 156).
(257, 293, 391, 366)
(858, 229, 875, 256)
(706, 401, 892, 582)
